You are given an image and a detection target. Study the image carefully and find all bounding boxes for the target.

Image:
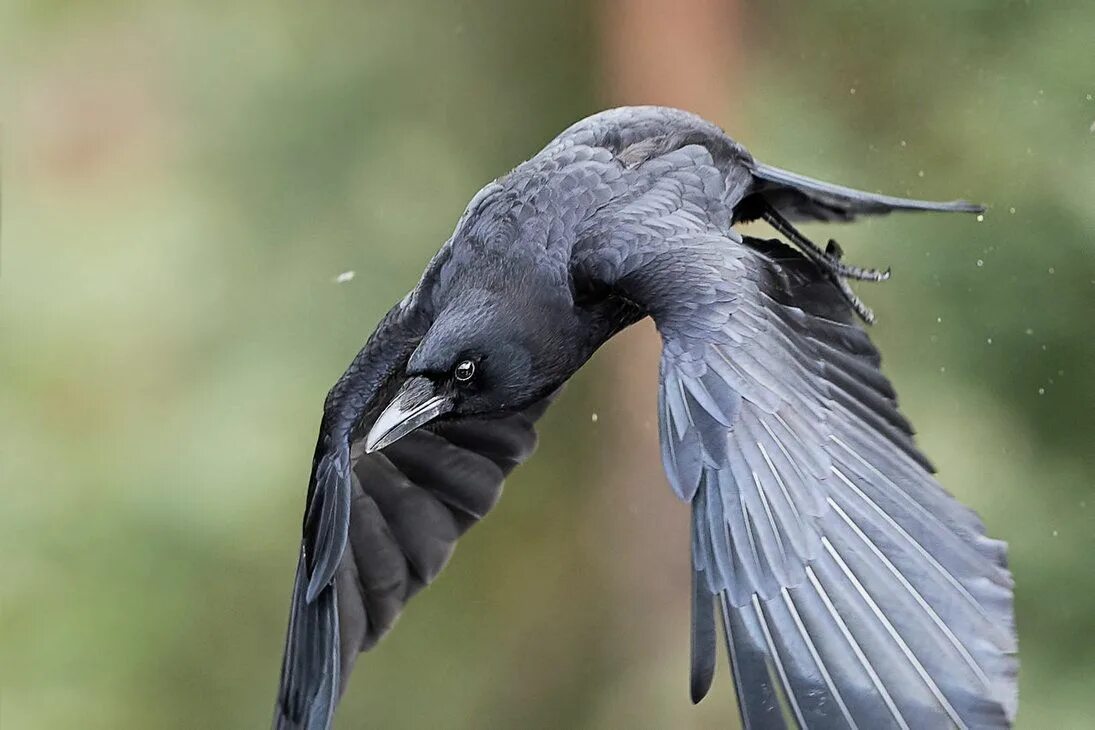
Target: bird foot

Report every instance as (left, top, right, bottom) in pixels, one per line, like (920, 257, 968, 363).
(760, 205, 889, 324)
(825, 240, 891, 282)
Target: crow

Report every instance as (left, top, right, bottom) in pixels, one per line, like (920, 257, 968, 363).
(273, 106, 1017, 729)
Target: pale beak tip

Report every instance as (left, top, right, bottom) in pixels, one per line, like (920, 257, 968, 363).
(360, 377, 452, 456)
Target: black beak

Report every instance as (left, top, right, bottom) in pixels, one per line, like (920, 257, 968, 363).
(364, 376, 453, 453)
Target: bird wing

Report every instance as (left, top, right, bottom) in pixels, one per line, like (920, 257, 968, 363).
(574, 205, 1017, 725)
(273, 300, 556, 730)
(335, 393, 555, 667)
(273, 296, 426, 730)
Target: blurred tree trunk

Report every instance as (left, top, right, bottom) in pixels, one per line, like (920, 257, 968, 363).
(589, 0, 742, 719)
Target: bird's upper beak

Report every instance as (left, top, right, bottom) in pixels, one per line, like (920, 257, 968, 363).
(364, 376, 453, 453)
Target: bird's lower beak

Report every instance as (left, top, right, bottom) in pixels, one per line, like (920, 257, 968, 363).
(364, 376, 453, 453)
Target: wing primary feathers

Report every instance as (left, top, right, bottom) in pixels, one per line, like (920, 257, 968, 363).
(276, 436, 352, 726)
(274, 554, 339, 730)
(828, 461, 988, 623)
(805, 565, 910, 730)
(780, 586, 858, 729)
(820, 532, 968, 729)
(720, 591, 790, 730)
(750, 593, 807, 728)
(825, 495, 990, 687)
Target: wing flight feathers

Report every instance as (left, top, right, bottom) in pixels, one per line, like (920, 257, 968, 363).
(631, 235, 1016, 728)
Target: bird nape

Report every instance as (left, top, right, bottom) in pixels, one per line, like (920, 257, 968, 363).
(272, 106, 1016, 730)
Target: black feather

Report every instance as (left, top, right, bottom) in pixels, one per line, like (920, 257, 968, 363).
(272, 106, 1014, 730)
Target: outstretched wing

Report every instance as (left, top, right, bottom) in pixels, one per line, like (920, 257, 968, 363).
(274, 367, 556, 729)
(273, 297, 426, 730)
(334, 394, 555, 670)
(584, 228, 1016, 728)
(564, 125, 1016, 726)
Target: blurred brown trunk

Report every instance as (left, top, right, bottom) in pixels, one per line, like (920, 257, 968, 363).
(590, 0, 742, 713)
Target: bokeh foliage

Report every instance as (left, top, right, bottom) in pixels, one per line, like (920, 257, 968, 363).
(1, 1, 1092, 727)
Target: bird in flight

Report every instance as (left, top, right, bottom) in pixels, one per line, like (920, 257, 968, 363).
(273, 107, 1017, 729)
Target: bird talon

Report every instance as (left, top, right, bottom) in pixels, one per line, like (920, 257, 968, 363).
(835, 261, 892, 282)
(761, 205, 888, 323)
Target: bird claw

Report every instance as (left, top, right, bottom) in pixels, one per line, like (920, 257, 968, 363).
(832, 276, 877, 324)
(760, 206, 889, 324)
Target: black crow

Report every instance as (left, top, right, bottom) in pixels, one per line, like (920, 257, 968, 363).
(273, 106, 1016, 729)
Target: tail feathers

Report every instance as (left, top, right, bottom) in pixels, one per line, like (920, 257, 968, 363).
(751, 161, 984, 223)
(273, 553, 340, 730)
(690, 506, 718, 704)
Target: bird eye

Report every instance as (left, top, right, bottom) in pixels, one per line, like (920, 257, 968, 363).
(454, 359, 476, 382)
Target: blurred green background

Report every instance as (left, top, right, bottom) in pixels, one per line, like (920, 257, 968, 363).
(2, 1, 1093, 728)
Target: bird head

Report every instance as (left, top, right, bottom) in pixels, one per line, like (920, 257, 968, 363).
(364, 288, 574, 453)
